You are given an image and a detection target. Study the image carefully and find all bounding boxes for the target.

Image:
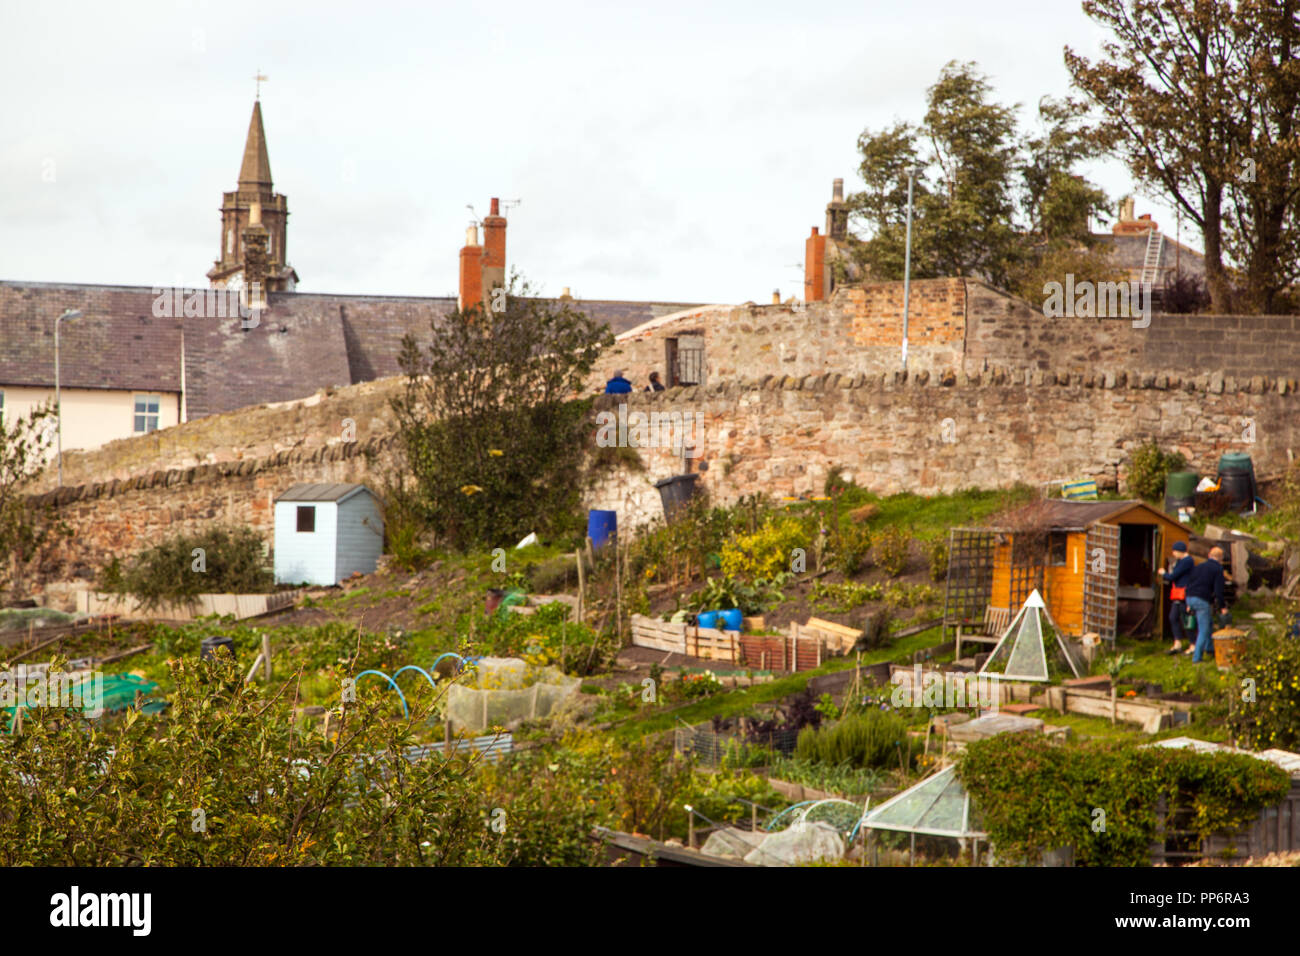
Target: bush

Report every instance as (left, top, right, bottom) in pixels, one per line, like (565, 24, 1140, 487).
(720, 516, 809, 581)
(928, 539, 949, 582)
(1226, 631, 1300, 751)
(873, 526, 911, 577)
(794, 709, 916, 771)
(101, 526, 273, 608)
(1125, 440, 1187, 502)
(832, 523, 872, 576)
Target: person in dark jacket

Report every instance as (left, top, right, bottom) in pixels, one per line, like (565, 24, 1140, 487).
(604, 369, 633, 394)
(1159, 541, 1195, 654)
(645, 371, 666, 392)
(1183, 546, 1227, 663)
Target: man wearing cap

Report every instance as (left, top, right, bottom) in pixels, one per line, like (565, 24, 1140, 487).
(1158, 541, 1195, 654)
(604, 369, 633, 394)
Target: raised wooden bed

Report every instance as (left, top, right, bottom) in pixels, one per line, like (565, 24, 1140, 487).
(630, 614, 739, 663)
(1044, 684, 1196, 733)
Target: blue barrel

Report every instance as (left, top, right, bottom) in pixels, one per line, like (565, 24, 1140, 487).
(719, 608, 744, 632)
(697, 611, 720, 629)
(587, 510, 618, 551)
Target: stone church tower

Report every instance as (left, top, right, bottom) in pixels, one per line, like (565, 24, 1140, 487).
(207, 100, 299, 293)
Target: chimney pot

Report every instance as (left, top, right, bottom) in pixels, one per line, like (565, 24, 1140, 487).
(832, 178, 844, 202)
(490, 197, 500, 216)
(772, 290, 781, 304)
(249, 201, 262, 226)
(466, 224, 480, 246)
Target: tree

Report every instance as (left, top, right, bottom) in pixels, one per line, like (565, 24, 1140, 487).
(1066, 0, 1300, 313)
(0, 402, 66, 602)
(850, 62, 1024, 288)
(849, 64, 1116, 302)
(391, 277, 614, 552)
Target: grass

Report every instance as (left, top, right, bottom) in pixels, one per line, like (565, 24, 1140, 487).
(812, 486, 1036, 541)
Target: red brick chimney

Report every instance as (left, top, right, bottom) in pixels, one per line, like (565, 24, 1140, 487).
(804, 227, 826, 302)
(459, 225, 484, 312)
(483, 197, 507, 297)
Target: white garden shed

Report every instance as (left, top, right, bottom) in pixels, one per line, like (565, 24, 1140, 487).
(273, 483, 384, 586)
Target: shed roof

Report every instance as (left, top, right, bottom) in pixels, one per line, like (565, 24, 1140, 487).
(274, 482, 372, 504)
(978, 499, 1189, 533)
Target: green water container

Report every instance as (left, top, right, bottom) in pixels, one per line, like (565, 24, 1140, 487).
(1165, 471, 1199, 499)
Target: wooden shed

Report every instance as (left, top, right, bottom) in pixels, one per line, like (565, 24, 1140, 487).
(273, 483, 384, 586)
(945, 500, 1190, 641)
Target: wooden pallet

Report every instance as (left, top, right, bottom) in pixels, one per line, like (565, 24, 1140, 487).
(629, 614, 738, 662)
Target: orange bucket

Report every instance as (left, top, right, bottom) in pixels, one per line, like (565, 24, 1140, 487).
(1214, 634, 1246, 670)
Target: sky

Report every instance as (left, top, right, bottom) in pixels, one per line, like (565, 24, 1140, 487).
(0, 0, 1191, 304)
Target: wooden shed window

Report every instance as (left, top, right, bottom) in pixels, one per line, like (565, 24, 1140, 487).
(1048, 532, 1069, 567)
(296, 505, 316, 533)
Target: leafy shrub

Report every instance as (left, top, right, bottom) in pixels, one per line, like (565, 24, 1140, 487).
(873, 525, 911, 577)
(928, 539, 949, 582)
(1125, 440, 1188, 502)
(686, 575, 786, 616)
(794, 709, 917, 771)
(960, 734, 1290, 866)
(101, 526, 273, 608)
(1226, 631, 1300, 751)
(833, 523, 872, 576)
(720, 516, 809, 581)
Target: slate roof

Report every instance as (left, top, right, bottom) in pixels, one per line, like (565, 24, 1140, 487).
(274, 482, 371, 503)
(0, 280, 704, 419)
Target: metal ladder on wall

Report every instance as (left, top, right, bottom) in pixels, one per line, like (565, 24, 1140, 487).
(1140, 228, 1164, 288)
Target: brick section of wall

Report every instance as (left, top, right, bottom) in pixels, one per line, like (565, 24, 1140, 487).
(597, 278, 968, 394)
(29, 368, 1300, 597)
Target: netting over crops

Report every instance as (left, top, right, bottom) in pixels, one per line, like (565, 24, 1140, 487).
(445, 657, 580, 733)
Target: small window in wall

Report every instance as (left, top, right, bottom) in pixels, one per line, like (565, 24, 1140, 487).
(296, 506, 316, 533)
(1048, 532, 1069, 567)
(133, 394, 160, 433)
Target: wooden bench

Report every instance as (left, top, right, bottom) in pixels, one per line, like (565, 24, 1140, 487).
(956, 606, 1010, 660)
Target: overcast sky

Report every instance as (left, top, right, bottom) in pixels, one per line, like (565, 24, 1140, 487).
(1, 0, 1190, 304)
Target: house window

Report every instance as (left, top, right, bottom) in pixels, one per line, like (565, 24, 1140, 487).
(296, 506, 316, 533)
(133, 394, 160, 433)
(1049, 532, 1069, 567)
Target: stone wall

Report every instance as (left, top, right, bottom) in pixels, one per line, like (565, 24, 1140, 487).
(36, 376, 404, 494)
(29, 365, 1300, 601)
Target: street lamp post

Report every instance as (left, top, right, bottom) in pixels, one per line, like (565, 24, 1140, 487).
(901, 168, 916, 372)
(54, 309, 83, 487)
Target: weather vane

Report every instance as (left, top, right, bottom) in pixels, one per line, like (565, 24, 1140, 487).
(254, 69, 268, 100)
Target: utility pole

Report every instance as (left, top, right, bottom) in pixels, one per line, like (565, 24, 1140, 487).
(901, 168, 915, 372)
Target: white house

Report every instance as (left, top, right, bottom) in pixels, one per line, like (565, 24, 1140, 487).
(273, 483, 383, 586)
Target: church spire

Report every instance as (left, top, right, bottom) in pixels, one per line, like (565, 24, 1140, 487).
(208, 100, 297, 292)
(238, 100, 273, 190)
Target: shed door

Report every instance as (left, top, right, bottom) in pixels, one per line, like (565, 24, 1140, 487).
(1083, 522, 1120, 641)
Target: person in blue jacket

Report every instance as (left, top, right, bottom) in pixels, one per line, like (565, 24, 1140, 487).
(1158, 541, 1195, 654)
(1182, 546, 1227, 663)
(604, 369, 633, 394)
